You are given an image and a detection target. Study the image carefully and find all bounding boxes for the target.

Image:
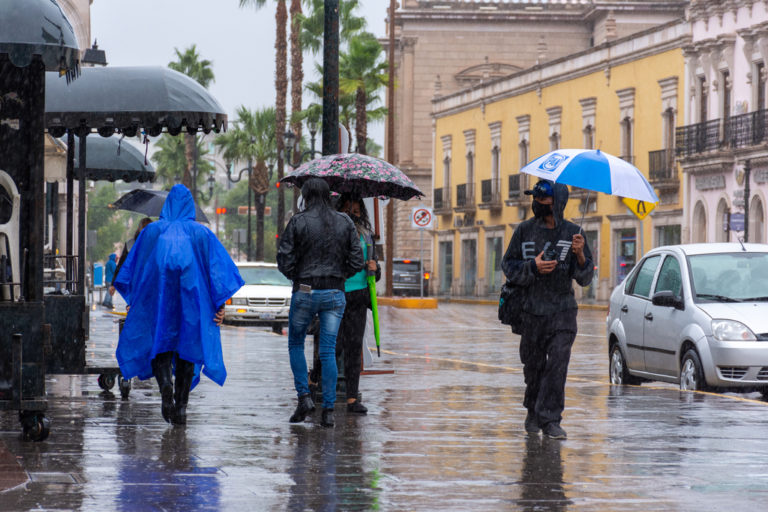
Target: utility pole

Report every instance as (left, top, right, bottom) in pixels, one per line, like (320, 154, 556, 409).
(385, 0, 396, 296)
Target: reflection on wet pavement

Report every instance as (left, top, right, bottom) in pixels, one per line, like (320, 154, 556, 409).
(1, 303, 768, 510)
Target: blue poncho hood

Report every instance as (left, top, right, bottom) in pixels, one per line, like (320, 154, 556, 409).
(114, 185, 244, 387)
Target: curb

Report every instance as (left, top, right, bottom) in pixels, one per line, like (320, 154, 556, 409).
(435, 297, 609, 311)
(378, 297, 439, 309)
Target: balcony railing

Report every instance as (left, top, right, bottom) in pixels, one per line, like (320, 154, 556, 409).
(455, 182, 475, 209)
(508, 174, 522, 198)
(648, 149, 675, 181)
(726, 109, 768, 148)
(480, 178, 501, 205)
(433, 187, 451, 211)
(675, 118, 723, 156)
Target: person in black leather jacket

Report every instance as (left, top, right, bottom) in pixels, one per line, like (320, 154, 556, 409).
(277, 178, 364, 427)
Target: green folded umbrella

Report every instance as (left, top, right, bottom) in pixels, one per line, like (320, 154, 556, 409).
(366, 244, 381, 357)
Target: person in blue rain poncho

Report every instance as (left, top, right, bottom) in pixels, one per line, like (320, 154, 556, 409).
(114, 184, 244, 425)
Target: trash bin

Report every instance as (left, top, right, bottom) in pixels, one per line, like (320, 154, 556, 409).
(93, 263, 104, 288)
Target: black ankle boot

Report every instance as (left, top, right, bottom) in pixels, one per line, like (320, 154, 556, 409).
(321, 408, 334, 427)
(172, 358, 195, 425)
(289, 394, 315, 423)
(151, 353, 174, 423)
(346, 401, 367, 415)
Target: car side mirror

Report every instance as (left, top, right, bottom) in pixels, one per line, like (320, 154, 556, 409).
(652, 290, 684, 310)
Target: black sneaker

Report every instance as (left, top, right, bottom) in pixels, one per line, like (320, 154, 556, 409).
(320, 408, 334, 427)
(524, 411, 540, 434)
(289, 394, 315, 423)
(542, 422, 567, 440)
(346, 401, 368, 415)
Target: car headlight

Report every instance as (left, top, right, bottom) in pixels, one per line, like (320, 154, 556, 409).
(231, 298, 247, 306)
(711, 319, 757, 341)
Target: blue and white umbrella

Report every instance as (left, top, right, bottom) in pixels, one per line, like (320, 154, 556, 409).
(519, 149, 659, 203)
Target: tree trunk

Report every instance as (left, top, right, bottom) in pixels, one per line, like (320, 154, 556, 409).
(182, 133, 195, 188)
(275, 0, 288, 241)
(289, 0, 303, 216)
(355, 87, 367, 155)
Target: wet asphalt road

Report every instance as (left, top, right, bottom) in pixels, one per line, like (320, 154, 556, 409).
(2, 302, 768, 511)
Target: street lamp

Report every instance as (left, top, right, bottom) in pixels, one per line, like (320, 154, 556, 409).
(194, 170, 216, 203)
(226, 142, 254, 260)
(283, 119, 321, 167)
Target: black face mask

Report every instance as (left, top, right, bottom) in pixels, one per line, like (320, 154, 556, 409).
(532, 200, 553, 219)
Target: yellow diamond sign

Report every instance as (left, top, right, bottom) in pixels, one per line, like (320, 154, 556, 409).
(622, 197, 656, 220)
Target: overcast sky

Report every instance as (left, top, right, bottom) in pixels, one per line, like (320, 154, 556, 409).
(90, 0, 389, 146)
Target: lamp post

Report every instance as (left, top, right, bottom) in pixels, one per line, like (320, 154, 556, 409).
(283, 120, 321, 217)
(226, 148, 254, 260)
(193, 171, 216, 203)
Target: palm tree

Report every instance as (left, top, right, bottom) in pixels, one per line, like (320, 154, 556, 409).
(239, 0, 288, 240)
(298, 0, 366, 54)
(168, 45, 215, 190)
(340, 32, 388, 155)
(214, 106, 276, 261)
(151, 134, 214, 192)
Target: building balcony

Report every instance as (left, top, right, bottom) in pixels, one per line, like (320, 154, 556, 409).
(478, 178, 502, 211)
(725, 109, 768, 149)
(504, 173, 527, 207)
(433, 187, 452, 215)
(675, 118, 725, 157)
(648, 148, 678, 192)
(454, 182, 475, 213)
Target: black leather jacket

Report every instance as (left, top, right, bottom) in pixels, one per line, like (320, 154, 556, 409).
(277, 207, 364, 291)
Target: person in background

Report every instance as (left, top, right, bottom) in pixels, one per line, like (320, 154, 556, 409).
(501, 179, 594, 440)
(109, 217, 153, 302)
(114, 185, 243, 425)
(102, 253, 117, 308)
(335, 194, 380, 415)
(277, 178, 364, 428)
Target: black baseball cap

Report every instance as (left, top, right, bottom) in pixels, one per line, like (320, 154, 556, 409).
(523, 179, 554, 198)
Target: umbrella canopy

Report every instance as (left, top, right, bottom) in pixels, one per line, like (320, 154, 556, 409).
(68, 136, 155, 183)
(44, 66, 227, 137)
(280, 153, 423, 200)
(0, 0, 79, 79)
(110, 188, 209, 223)
(519, 149, 659, 203)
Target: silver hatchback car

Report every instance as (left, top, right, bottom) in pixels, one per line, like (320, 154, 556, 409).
(607, 243, 768, 395)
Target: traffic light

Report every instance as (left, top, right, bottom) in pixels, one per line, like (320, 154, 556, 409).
(216, 207, 227, 215)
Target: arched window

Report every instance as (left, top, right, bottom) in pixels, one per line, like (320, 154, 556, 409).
(716, 198, 729, 242)
(693, 201, 707, 243)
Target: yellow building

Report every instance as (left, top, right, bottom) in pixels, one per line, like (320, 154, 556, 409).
(431, 21, 689, 301)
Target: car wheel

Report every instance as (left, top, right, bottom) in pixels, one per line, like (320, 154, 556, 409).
(609, 344, 639, 385)
(680, 349, 709, 391)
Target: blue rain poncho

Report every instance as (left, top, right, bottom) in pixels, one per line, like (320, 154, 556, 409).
(114, 185, 244, 388)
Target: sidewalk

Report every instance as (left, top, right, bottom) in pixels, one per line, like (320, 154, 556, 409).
(437, 295, 609, 310)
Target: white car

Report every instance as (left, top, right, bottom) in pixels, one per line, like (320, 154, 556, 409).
(607, 243, 768, 395)
(224, 262, 291, 333)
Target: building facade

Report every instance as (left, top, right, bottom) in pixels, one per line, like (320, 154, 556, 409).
(678, 0, 768, 244)
(432, 21, 689, 300)
(385, 0, 687, 288)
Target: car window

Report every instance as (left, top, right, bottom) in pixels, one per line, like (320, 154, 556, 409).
(630, 255, 660, 298)
(394, 261, 421, 272)
(654, 255, 682, 296)
(238, 266, 291, 287)
(689, 252, 768, 301)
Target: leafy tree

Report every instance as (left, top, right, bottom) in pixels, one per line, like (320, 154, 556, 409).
(298, 0, 366, 54)
(215, 106, 277, 260)
(86, 183, 130, 262)
(168, 45, 215, 190)
(340, 32, 389, 154)
(151, 134, 214, 196)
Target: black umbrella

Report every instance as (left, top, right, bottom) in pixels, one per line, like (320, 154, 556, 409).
(0, 0, 80, 80)
(44, 66, 227, 137)
(68, 137, 155, 183)
(110, 189, 209, 224)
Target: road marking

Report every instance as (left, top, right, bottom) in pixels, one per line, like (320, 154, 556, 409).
(373, 347, 768, 406)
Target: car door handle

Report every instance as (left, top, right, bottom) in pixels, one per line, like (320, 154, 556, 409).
(645, 312, 653, 321)
(621, 305, 628, 313)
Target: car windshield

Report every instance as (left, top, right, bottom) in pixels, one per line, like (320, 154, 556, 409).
(238, 266, 291, 287)
(394, 261, 421, 272)
(688, 252, 768, 302)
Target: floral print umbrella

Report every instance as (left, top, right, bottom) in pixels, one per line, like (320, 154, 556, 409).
(279, 153, 423, 200)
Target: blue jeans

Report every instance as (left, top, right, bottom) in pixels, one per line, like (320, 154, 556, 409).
(288, 289, 346, 409)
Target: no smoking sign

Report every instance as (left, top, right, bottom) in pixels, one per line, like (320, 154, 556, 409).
(411, 207, 434, 229)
